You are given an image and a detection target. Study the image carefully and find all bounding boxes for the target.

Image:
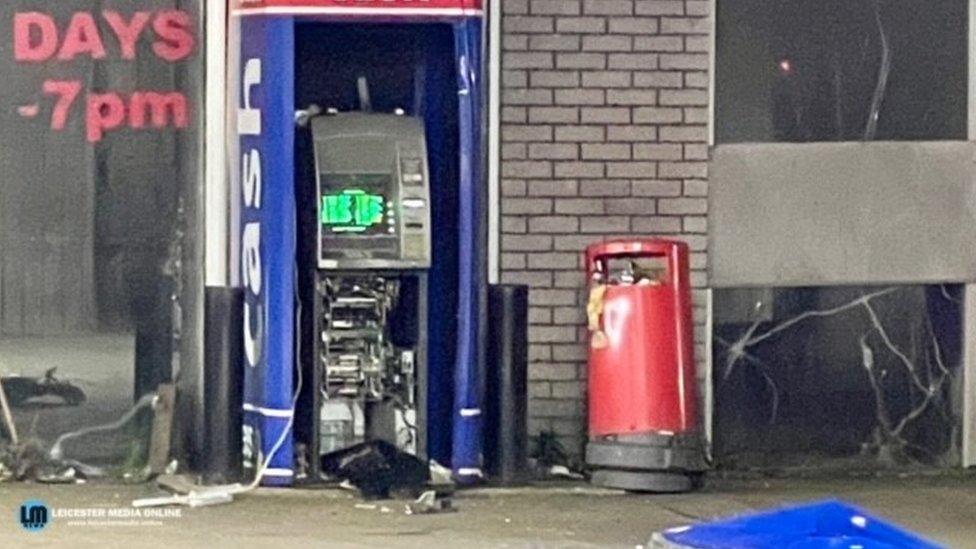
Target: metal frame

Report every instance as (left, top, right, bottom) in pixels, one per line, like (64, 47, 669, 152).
(963, 0, 976, 468)
(487, 0, 501, 284)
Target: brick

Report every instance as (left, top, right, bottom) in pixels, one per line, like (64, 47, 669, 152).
(686, 0, 709, 16)
(583, 0, 633, 15)
(531, 70, 580, 87)
(504, 0, 530, 14)
(556, 52, 606, 69)
(504, 15, 554, 33)
(504, 51, 553, 69)
(529, 344, 552, 362)
(580, 216, 629, 233)
(554, 125, 605, 142)
(633, 70, 683, 88)
(553, 271, 586, 288)
(502, 160, 551, 177)
(659, 161, 707, 178)
(504, 88, 553, 105)
(607, 17, 660, 34)
(683, 178, 708, 196)
(529, 143, 578, 160)
(580, 179, 630, 196)
(530, 398, 582, 417)
(606, 161, 658, 178)
(502, 69, 528, 87)
(659, 53, 709, 70)
(660, 125, 707, 142)
(683, 215, 707, 233)
(529, 381, 552, 398)
(529, 34, 582, 51)
(607, 89, 658, 105)
(685, 35, 710, 52)
(554, 161, 604, 178)
(552, 343, 588, 361)
(555, 198, 605, 214)
(608, 53, 659, 70)
(659, 89, 709, 106)
(660, 16, 709, 34)
(529, 106, 579, 123)
(501, 198, 552, 215)
(504, 34, 529, 50)
(632, 179, 682, 196)
(531, 0, 581, 15)
(605, 198, 657, 215)
(501, 178, 527, 196)
(529, 325, 578, 342)
(633, 143, 683, 160)
(528, 179, 579, 196)
(683, 144, 709, 160)
(582, 35, 633, 52)
(529, 307, 552, 324)
(530, 362, 577, 381)
(551, 380, 585, 399)
(554, 234, 600, 250)
(658, 197, 707, 214)
(502, 234, 554, 251)
(500, 252, 527, 269)
(631, 215, 682, 233)
(502, 124, 553, 142)
(502, 270, 554, 286)
(689, 251, 707, 269)
(634, 36, 684, 51)
(635, 0, 684, 15)
(607, 125, 657, 142)
(634, 106, 682, 124)
(528, 252, 580, 270)
(502, 197, 552, 214)
(581, 71, 631, 88)
(555, 17, 606, 33)
(501, 143, 526, 160)
(530, 289, 579, 306)
(529, 215, 580, 233)
(554, 88, 605, 105)
(581, 143, 630, 160)
(684, 71, 709, 88)
(683, 107, 709, 124)
(581, 107, 630, 123)
(502, 106, 527, 123)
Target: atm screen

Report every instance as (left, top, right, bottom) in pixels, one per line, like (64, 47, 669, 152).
(320, 174, 393, 236)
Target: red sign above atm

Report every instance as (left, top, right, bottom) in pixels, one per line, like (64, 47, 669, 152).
(233, 0, 484, 18)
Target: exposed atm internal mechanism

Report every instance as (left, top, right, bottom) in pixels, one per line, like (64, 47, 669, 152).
(302, 105, 432, 476)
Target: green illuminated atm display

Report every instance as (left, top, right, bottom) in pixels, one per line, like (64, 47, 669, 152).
(322, 189, 385, 232)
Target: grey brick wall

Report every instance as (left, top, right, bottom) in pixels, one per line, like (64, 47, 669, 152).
(499, 0, 711, 458)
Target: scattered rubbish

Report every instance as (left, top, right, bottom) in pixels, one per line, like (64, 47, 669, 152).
(1, 368, 86, 408)
(548, 464, 585, 480)
(133, 489, 235, 509)
(321, 440, 430, 500)
(0, 376, 19, 445)
(651, 500, 941, 548)
(354, 503, 378, 510)
(428, 459, 453, 485)
(405, 490, 454, 515)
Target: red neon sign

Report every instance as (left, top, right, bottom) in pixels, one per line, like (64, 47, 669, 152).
(232, 0, 484, 16)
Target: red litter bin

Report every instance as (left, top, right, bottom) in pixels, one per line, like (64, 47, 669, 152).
(584, 239, 705, 492)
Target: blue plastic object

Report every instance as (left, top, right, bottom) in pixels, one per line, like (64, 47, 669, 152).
(659, 500, 943, 549)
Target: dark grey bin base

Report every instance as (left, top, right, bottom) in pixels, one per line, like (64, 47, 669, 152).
(586, 433, 705, 493)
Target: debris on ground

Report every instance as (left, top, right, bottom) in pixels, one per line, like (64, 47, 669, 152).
(405, 490, 455, 515)
(1, 368, 86, 408)
(321, 440, 430, 500)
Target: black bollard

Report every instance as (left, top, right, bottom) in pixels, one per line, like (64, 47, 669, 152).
(485, 284, 529, 485)
(203, 287, 245, 484)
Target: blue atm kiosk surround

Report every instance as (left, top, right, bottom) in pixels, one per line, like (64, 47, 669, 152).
(230, 0, 487, 486)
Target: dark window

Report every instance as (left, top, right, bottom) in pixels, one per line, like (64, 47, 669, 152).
(716, 0, 968, 143)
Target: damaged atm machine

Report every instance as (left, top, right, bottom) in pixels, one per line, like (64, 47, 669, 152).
(225, 0, 492, 486)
